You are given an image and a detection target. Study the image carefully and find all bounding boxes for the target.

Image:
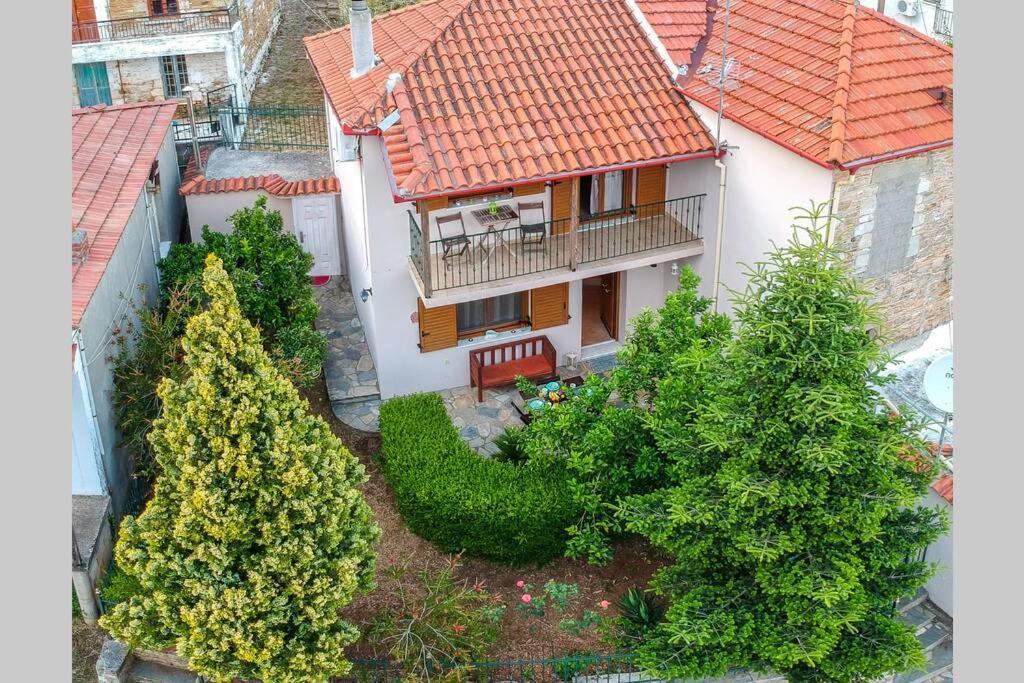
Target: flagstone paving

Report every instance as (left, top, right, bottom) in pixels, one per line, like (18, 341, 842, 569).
(314, 278, 380, 408)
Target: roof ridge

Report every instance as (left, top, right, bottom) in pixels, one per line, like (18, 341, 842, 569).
(71, 100, 179, 117)
(826, 0, 856, 164)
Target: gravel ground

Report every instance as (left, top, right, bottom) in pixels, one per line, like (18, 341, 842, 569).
(72, 618, 106, 683)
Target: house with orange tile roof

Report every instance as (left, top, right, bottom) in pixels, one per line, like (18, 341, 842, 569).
(304, 0, 731, 398)
(637, 0, 953, 342)
(72, 101, 182, 622)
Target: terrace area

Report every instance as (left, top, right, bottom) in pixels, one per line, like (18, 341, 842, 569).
(72, 4, 236, 44)
(409, 194, 706, 304)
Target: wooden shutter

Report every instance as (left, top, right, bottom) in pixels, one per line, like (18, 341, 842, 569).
(417, 298, 457, 352)
(513, 183, 545, 197)
(635, 165, 667, 219)
(530, 283, 569, 330)
(550, 181, 572, 233)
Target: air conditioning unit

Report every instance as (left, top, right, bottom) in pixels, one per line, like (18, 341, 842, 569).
(896, 0, 919, 16)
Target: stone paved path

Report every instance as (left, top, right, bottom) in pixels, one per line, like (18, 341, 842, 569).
(314, 278, 380, 409)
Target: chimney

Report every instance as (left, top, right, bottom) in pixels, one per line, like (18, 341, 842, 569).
(349, 0, 376, 78)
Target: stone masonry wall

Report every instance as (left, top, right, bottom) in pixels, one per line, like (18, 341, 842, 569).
(103, 53, 228, 111)
(832, 147, 953, 343)
(238, 0, 281, 75)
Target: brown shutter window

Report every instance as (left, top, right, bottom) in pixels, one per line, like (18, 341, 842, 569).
(417, 298, 458, 352)
(513, 183, 546, 197)
(635, 165, 667, 219)
(550, 181, 572, 233)
(426, 196, 449, 212)
(530, 282, 569, 330)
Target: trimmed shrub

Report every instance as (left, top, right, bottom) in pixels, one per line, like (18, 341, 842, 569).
(379, 393, 579, 565)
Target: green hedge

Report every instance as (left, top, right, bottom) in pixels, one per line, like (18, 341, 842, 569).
(379, 393, 579, 565)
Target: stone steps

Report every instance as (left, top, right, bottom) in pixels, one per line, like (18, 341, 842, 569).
(125, 660, 201, 683)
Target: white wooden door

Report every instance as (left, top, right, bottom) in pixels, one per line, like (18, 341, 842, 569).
(293, 195, 341, 277)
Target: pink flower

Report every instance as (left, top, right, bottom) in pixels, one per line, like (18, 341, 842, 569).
(515, 580, 525, 589)
(599, 600, 611, 610)
(521, 593, 532, 604)
(453, 624, 466, 634)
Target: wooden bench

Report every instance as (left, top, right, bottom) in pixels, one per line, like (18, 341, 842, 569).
(469, 335, 557, 402)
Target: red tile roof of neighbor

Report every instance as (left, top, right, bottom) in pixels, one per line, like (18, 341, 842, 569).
(180, 174, 340, 197)
(634, 0, 717, 71)
(666, 0, 953, 168)
(932, 473, 953, 504)
(72, 101, 178, 328)
(304, 0, 717, 200)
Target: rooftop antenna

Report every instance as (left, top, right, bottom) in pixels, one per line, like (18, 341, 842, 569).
(715, 0, 733, 155)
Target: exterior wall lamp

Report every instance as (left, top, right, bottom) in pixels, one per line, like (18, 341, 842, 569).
(360, 287, 373, 302)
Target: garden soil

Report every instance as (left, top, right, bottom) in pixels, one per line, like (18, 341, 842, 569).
(301, 378, 668, 660)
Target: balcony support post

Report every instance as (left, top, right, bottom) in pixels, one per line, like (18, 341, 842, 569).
(418, 202, 433, 298)
(568, 176, 580, 271)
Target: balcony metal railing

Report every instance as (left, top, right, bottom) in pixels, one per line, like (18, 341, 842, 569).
(933, 7, 953, 39)
(72, 5, 235, 44)
(409, 194, 706, 294)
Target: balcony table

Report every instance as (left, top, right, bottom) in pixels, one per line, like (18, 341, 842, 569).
(470, 205, 519, 266)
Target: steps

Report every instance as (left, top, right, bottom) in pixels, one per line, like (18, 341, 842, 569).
(126, 660, 201, 683)
(890, 595, 953, 683)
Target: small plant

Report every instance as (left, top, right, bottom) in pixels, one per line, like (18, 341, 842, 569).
(558, 610, 602, 636)
(615, 588, 665, 640)
(551, 651, 596, 682)
(493, 427, 529, 463)
(366, 555, 502, 679)
(542, 580, 580, 612)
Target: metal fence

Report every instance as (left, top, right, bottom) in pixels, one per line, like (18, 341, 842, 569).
(933, 7, 953, 39)
(72, 5, 235, 44)
(173, 106, 329, 153)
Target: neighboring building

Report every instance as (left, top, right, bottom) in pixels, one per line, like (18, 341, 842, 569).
(857, 0, 953, 44)
(636, 0, 953, 343)
(72, 101, 182, 622)
(304, 0, 728, 399)
(180, 148, 342, 278)
(71, 0, 281, 114)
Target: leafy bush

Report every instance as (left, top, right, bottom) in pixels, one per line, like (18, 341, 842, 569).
(492, 427, 529, 463)
(379, 393, 579, 565)
(365, 554, 503, 677)
(99, 564, 142, 607)
(101, 256, 379, 683)
(110, 284, 193, 480)
(159, 196, 325, 384)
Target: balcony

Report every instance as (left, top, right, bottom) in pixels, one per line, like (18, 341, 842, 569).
(72, 5, 235, 44)
(933, 7, 953, 40)
(409, 194, 706, 303)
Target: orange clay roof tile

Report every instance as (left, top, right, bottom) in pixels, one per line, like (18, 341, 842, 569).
(179, 174, 340, 197)
(666, 0, 952, 166)
(304, 0, 716, 199)
(72, 101, 178, 329)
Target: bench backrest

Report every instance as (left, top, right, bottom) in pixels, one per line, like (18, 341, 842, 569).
(469, 335, 555, 369)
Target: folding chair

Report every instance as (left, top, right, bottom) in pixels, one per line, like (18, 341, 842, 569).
(517, 201, 546, 250)
(436, 213, 470, 269)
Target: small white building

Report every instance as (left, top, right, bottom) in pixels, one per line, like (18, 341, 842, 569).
(71, 101, 182, 621)
(303, 0, 728, 399)
(71, 0, 281, 115)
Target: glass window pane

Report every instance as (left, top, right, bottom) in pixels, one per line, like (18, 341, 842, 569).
(457, 299, 486, 333)
(491, 293, 521, 325)
(603, 170, 624, 212)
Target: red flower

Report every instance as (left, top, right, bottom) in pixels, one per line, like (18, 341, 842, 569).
(515, 580, 526, 589)
(599, 600, 611, 610)
(521, 593, 532, 604)
(453, 624, 466, 634)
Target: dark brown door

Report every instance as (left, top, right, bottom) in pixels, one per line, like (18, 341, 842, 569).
(599, 273, 619, 339)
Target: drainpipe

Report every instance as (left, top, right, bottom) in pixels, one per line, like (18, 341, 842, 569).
(144, 183, 162, 285)
(72, 328, 109, 495)
(711, 157, 728, 311)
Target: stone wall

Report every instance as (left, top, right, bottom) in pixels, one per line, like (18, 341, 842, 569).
(238, 0, 281, 76)
(104, 53, 228, 108)
(832, 147, 953, 343)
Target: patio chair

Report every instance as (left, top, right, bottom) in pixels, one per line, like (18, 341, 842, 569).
(517, 200, 546, 250)
(436, 213, 470, 269)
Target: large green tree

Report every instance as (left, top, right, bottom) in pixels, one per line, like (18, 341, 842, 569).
(624, 204, 948, 682)
(101, 254, 379, 683)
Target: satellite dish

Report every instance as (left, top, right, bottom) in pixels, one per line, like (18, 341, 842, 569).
(923, 353, 953, 414)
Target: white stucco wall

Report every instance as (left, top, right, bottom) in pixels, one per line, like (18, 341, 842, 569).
(665, 155, 724, 301)
(332, 129, 720, 397)
(923, 488, 953, 617)
(185, 190, 295, 242)
(74, 128, 181, 513)
(687, 101, 835, 314)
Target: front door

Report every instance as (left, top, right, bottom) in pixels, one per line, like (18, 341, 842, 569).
(74, 62, 112, 107)
(293, 194, 341, 277)
(599, 272, 619, 339)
